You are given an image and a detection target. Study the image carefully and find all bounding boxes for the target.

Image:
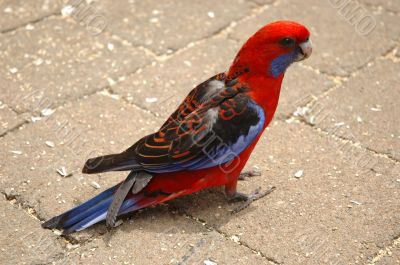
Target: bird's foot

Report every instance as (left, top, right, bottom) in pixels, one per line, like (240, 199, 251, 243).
(230, 186, 276, 214)
(238, 168, 262, 180)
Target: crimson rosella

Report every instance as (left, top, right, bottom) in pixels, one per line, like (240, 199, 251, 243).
(43, 20, 312, 234)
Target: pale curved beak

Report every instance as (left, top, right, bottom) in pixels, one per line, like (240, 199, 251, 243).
(295, 39, 312, 61)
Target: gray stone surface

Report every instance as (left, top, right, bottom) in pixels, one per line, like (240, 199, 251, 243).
(0, 199, 65, 265)
(0, 16, 151, 113)
(0, 0, 61, 32)
(375, 241, 400, 265)
(0, 103, 25, 136)
(92, 0, 256, 54)
(278, 64, 335, 118)
(313, 59, 400, 161)
(250, 0, 275, 5)
(360, 0, 400, 12)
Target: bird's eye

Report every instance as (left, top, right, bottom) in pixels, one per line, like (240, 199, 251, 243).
(279, 37, 295, 48)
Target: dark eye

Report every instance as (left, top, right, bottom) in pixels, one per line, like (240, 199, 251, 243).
(279, 37, 296, 48)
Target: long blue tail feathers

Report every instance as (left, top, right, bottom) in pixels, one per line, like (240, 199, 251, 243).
(41, 184, 144, 234)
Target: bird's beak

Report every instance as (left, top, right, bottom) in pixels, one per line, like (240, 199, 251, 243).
(295, 39, 312, 61)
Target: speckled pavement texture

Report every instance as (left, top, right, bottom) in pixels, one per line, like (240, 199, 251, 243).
(0, 0, 399, 264)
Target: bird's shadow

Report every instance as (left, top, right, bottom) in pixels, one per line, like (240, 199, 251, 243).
(77, 187, 258, 244)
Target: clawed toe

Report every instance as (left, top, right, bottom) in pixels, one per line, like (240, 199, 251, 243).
(231, 186, 276, 214)
(238, 169, 262, 180)
(227, 192, 253, 202)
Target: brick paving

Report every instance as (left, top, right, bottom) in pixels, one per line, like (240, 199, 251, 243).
(0, 0, 399, 264)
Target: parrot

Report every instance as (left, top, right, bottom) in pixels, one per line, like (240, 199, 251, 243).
(42, 20, 312, 234)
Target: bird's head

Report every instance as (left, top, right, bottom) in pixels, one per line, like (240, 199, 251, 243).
(228, 21, 312, 79)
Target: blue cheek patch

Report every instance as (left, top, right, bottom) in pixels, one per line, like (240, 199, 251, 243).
(269, 50, 298, 77)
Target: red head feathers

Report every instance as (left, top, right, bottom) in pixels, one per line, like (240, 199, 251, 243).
(227, 21, 312, 116)
(228, 21, 312, 79)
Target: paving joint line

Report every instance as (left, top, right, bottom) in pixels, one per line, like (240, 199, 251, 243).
(0, 87, 106, 133)
(298, 44, 399, 108)
(298, 63, 349, 82)
(105, 87, 159, 117)
(288, 45, 400, 164)
(276, 114, 399, 164)
(362, 2, 400, 17)
(0, 119, 29, 139)
(0, 11, 60, 34)
(292, 117, 399, 164)
(0, 58, 157, 137)
(180, 211, 281, 264)
(1, 191, 81, 245)
(108, 16, 236, 61)
(366, 233, 400, 265)
(109, 0, 274, 62)
(1, 191, 94, 253)
(298, 38, 399, 87)
(347, 44, 397, 75)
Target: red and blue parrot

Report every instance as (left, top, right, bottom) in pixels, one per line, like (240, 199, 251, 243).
(43, 21, 312, 234)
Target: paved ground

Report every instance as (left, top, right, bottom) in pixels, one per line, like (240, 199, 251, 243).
(0, 0, 399, 264)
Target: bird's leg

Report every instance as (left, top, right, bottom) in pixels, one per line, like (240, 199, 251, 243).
(224, 177, 241, 201)
(238, 168, 262, 180)
(224, 176, 276, 213)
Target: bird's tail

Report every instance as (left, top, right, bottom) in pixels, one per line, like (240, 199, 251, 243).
(41, 183, 155, 234)
(82, 153, 140, 174)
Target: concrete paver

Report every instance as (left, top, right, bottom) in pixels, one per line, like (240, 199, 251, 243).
(0, 199, 65, 265)
(0, 103, 25, 136)
(279, 64, 334, 118)
(250, 0, 275, 5)
(312, 59, 400, 161)
(0, 16, 151, 113)
(375, 239, 400, 265)
(0, 0, 61, 32)
(93, 0, 256, 54)
(360, 0, 400, 13)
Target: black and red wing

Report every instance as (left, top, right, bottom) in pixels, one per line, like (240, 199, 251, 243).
(83, 74, 265, 174)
